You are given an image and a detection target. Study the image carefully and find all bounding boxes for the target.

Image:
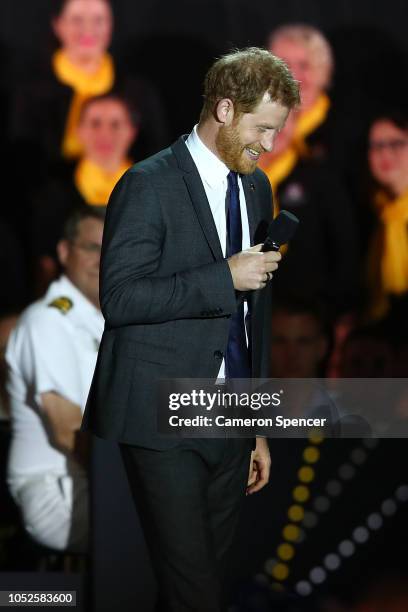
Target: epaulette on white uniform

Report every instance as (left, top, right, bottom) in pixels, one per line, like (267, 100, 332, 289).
(47, 296, 74, 315)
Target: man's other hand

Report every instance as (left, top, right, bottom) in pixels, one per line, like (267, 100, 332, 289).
(228, 244, 281, 291)
(246, 437, 271, 495)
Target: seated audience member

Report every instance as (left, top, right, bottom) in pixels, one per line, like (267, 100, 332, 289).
(6, 206, 105, 553)
(10, 0, 168, 185)
(259, 113, 359, 314)
(363, 111, 408, 325)
(270, 296, 330, 378)
(31, 93, 136, 291)
(338, 325, 394, 378)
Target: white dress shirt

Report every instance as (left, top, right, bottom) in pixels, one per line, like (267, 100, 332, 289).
(186, 125, 250, 378)
(6, 275, 104, 481)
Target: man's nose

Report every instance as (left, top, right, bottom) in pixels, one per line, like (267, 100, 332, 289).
(261, 132, 277, 153)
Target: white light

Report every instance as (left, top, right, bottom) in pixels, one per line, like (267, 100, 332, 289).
(324, 553, 341, 571)
(296, 528, 306, 544)
(396, 485, 408, 502)
(381, 499, 397, 517)
(310, 567, 327, 584)
(367, 513, 383, 530)
(326, 480, 342, 497)
(350, 448, 367, 465)
(353, 527, 369, 543)
(314, 496, 330, 513)
(296, 581, 312, 596)
(303, 512, 319, 528)
(338, 463, 356, 480)
(264, 558, 277, 574)
(338, 540, 355, 557)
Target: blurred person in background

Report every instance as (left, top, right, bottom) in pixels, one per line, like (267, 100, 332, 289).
(268, 24, 334, 163)
(259, 109, 359, 315)
(9, 0, 168, 187)
(338, 325, 394, 378)
(362, 111, 408, 330)
(270, 296, 330, 379)
(6, 206, 105, 553)
(31, 93, 137, 292)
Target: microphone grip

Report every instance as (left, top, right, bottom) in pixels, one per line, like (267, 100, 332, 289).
(261, 237, 280, 252)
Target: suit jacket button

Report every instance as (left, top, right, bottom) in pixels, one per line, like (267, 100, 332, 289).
(214, 350, 224, 360)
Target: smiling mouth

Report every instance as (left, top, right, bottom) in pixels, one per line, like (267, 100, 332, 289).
(246, 147, 261, 160)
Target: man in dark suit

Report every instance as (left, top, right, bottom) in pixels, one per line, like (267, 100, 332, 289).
(82, 47, 299, 611)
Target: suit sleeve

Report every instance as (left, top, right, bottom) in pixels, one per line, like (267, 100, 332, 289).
(100, 169, 237, 327)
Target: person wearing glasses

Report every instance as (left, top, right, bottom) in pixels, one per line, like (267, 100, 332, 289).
(5, 206, 105, 553)
(363, 111, 408, 323)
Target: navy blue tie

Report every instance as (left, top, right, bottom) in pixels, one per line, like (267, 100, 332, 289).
(225, 171, 251, 379)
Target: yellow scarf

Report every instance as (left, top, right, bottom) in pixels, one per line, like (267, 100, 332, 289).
(262, 147, 298, 217)
(53, 49, 115, 159)
(294, 93, 330, 158)
(262, 147, 298, 256)
(74, 158, 131, 205)
(367, 189, 408, 319)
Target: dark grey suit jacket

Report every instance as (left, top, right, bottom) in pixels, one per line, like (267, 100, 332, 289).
(81, 136, 274, 449)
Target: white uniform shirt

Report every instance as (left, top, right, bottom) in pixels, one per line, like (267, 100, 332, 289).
(6, 275, 104, 482)
(185, 126, 250, 378)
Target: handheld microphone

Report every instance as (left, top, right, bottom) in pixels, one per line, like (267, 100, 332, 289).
(261, 210, 299, 252)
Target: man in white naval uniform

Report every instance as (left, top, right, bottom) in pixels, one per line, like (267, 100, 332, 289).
(6, 206, 105, 553)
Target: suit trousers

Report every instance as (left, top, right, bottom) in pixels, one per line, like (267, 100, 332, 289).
(120, 437, 253, 612)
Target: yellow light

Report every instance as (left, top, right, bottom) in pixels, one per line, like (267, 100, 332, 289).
(293, 485, 310, 502)
(298, 466, 315, 483)
(282, 524, 300, 542)
(309, 430, 324, 444)
(303, 446, 320, 464)
(271, 563, 289, 581)
(277, 543, 295, 561)
(288, 504, 304, 522)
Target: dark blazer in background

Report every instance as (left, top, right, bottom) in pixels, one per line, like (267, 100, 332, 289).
(82, 136, 274, 450)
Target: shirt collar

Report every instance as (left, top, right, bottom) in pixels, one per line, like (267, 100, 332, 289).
(186, 125, 230, 189)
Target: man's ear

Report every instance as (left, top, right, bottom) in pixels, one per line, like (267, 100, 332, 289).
(215, 98, 235, 125)
(57, 239, 69, 268)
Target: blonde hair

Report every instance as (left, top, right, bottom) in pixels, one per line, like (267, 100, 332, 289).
(268, 24, 334, 90)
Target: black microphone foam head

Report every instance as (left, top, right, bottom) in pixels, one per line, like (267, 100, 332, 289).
(268, 210, 299, 246)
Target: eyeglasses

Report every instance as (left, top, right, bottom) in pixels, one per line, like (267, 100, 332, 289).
(70, 241, 102, 255)
(369, 139, 408, 153)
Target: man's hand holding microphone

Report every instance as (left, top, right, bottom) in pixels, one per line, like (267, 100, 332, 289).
(227, 245, 281, 291)
(227, 210, 299, 291)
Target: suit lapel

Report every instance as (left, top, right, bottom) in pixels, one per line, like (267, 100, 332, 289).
(183, 173, 224, 261)
(172, 137, 224, 261)
(241, 174, 260, 247)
